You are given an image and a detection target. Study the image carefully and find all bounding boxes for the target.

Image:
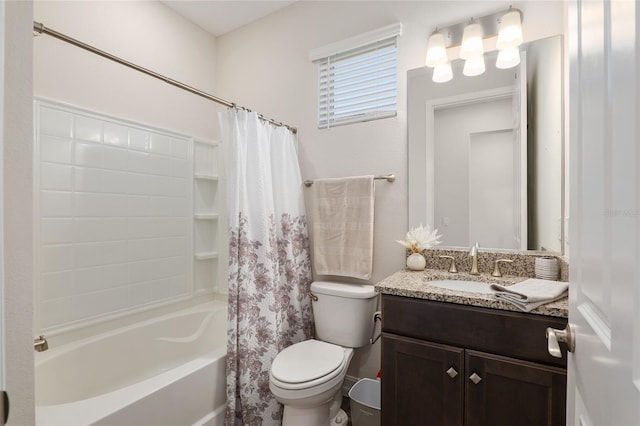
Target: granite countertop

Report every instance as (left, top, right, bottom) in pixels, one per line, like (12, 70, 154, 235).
(375, 269, 568, 318)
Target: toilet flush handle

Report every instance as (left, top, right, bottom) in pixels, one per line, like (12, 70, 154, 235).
(369, 311, 382, 344)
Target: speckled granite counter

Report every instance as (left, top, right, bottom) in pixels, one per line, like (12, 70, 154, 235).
(375, 269, 568, 318)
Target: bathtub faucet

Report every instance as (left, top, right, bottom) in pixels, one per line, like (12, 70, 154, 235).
(34, 335, 48, 352)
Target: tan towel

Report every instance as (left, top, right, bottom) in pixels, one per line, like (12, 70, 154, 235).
(490, 278, 569, 312)
(312, 176, 375, 280)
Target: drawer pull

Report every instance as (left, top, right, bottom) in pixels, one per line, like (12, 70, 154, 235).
(469, 373, 482, 385)
(446, 367, 458, 378)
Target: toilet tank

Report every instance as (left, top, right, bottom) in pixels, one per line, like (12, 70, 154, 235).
(311, 281, 378, 348)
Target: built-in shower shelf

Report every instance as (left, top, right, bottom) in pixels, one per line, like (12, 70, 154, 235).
(194, 252, 218, 260)
(193, 138, 221, 293)
(194, 174, 219, 181)
(194, 213, 218, 220)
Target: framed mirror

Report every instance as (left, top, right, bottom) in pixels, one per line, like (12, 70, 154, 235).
(408, 35, 563, 253)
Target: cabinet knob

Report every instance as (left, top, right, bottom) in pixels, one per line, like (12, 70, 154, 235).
(446, 367, 458, 378)
(469, 373, 482, 385)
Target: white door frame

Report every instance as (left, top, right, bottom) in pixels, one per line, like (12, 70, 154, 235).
(0, 4, 6, 424)
(0, 0, 5, 396)
(1, 2, 35, 424)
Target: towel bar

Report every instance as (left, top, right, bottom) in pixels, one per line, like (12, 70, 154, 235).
(304, 174, 395, 187)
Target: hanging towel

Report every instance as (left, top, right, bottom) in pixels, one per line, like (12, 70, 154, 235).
(312, 176, 375, 280)
(490, 278, 569, 312)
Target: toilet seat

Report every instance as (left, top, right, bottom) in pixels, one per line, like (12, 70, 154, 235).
(270, 340, 348, 391)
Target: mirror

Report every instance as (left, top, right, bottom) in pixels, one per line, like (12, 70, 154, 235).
(408, 35, 563, 253)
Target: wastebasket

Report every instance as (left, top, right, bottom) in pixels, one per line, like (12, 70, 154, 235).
(348, 378, 380, 426)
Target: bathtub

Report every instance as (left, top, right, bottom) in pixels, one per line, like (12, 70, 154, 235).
(35, 300, 228, 426)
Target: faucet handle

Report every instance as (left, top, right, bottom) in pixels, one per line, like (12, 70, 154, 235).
(439, 255, 458, 273)
(491, 259, 514, 277)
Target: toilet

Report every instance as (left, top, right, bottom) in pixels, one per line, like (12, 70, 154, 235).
(269, 281, 378, 426)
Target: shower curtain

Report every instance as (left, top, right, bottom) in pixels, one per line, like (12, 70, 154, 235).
(220, 109, 314, 426)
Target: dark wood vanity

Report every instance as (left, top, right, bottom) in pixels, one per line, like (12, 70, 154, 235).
(381, 295, 568, 426)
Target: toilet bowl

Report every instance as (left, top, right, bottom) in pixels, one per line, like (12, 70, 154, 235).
(269, 340, 354, 424)
(269, 281, 378, 426)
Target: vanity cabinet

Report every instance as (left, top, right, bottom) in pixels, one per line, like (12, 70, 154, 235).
(381, 295, 568, 426)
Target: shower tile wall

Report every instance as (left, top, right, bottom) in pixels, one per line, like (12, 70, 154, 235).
(35, 101, 198, 332)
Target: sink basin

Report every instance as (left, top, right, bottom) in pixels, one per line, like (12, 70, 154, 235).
(428, 279, 495, 294)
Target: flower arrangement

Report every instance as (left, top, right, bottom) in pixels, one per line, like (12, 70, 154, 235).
(397, 224, 442, 253)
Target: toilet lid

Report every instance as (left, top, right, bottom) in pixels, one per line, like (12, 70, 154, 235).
(271, 340, 345, 384)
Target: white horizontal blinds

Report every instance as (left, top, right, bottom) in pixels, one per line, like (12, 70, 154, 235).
(318, 37, 398, 128)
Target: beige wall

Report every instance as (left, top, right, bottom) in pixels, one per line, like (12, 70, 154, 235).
(3, 1, 35, 424)
(216, 0, 564, 378)
(34, 0, 221, 140)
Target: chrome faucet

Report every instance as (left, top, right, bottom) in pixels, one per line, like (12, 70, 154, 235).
(34, 335, 48, 352)
(468, 242, 480, 275)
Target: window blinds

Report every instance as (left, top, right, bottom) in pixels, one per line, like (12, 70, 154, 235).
(317, 36, 398, 128)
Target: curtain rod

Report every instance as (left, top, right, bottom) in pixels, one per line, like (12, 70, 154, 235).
(32, 21, 297, 134)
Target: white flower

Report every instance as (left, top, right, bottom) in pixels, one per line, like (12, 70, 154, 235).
(396, 224, 442, 253)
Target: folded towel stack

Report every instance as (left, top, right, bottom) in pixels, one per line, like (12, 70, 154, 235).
(490, 278, 568, 312)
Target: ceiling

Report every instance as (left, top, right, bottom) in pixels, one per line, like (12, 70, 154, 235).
(162, 1, 296, 37)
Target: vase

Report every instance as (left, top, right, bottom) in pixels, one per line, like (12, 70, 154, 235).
(406, 253, 426, 271)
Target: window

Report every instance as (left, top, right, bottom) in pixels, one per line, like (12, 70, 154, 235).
(311, 23, 402, 128)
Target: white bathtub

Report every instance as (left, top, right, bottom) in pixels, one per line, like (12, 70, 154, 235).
(35, 300, 228, 426)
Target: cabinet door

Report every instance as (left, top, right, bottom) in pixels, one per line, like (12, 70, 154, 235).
(382, 333, 464, 426)
(465, 350, 566, 426)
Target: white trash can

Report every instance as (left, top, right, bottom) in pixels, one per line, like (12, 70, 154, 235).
(348, 378, 380, 426)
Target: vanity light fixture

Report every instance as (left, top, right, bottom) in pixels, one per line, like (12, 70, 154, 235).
(460, 19, 484, 60)
(496, 8, 524, 49)
(460, 19, 486, 77)
(496, 8, 523, 69)
(425, 30, 448, 67)
(463, 55, 486, 77)
(424, 7, 523, 83)
(433, 62, 453, 83)
(496, 46, 521, 69)
(426, 29, 452, 83)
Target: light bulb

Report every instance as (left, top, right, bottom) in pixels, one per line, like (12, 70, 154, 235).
(460, 21, 484, 60)
(425, 31, 448, 67)
(463, 55, 485, 77)
(496, 47, 521, 69)
(497, 9, 523, 49)
(432, 62, 453, 83)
